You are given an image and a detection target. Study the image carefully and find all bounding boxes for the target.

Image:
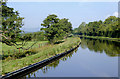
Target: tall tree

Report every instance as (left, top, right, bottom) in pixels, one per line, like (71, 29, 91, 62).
(0, 1, 33, 49)
(59, 18, 72, 38)
(41, 14, 60, 43)
(41, 14, 72, 43)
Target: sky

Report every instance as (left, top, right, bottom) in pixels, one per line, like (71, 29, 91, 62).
(8, 0, 120, 2)
(7, 2, 118, 32)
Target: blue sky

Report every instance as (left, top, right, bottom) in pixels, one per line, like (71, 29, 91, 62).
(7, 2, 118, 32)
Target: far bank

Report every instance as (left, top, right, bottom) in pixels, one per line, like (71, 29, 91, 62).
(78, 35, 120, 42)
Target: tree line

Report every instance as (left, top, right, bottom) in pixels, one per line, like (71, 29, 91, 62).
(22, 31, 47, 41)
(73, 16, 120, 38)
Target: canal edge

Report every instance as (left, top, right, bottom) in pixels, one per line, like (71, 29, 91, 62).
(1, 42, 81, 79)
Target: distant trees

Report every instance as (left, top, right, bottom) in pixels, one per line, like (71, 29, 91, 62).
(23, 31, 47, 41)
(73, 22, 86, 35)
(41, 14, 72, 43)
(73, 16, 120, 38)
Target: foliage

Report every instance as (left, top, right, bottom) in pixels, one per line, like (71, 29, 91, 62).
(23, 31, 48, 41)
(41, 14, 72, 43)
(73, 16, 120, 38)
(0, 1, 39, 50)
(0, 1, 30, 49)
(59, 18, 72, 38)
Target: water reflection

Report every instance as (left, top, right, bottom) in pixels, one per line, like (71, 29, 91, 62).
(20, 47, 79, 78)
(80, 37, 120, 57)
(20, 38, 119, 78)
(38, 48, 78, 74)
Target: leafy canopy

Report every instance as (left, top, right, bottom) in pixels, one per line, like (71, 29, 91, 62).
(41, 14, 72, 43)
(73, 16, 120, 38)
(0, 2, 32, 49)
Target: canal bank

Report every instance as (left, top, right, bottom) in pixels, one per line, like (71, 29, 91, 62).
(1, 38, 81, 79)
(78, 35, 120, 42)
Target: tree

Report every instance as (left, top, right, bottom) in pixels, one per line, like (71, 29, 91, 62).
(78, 22, 86, 35)
(41, 14, 72, 43)
(58, 18, 72, 38)
(103, 16, 119, 37)
(0, 1, 32, 50)
(41, 14, 60, 43)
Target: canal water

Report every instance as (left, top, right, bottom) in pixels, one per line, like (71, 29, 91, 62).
(22, 38, 120, 78)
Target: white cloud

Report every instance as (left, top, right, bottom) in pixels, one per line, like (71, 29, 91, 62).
(113, 12, 118, 17)
(106, 12, 118, 19)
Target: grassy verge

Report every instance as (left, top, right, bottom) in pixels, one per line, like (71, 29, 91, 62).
(1, 41, 48, 55)
(79, 35, 120, 42)
(2, 37, 81, 75)
(1, 41, 48, 60)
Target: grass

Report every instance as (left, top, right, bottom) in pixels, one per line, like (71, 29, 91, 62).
(1, 41, 48, 60)
(2, 37, 81, 75)
(79, 35, 120, 42)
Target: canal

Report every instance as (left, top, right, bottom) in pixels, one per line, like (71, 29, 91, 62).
(21, 37, 119, 78)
